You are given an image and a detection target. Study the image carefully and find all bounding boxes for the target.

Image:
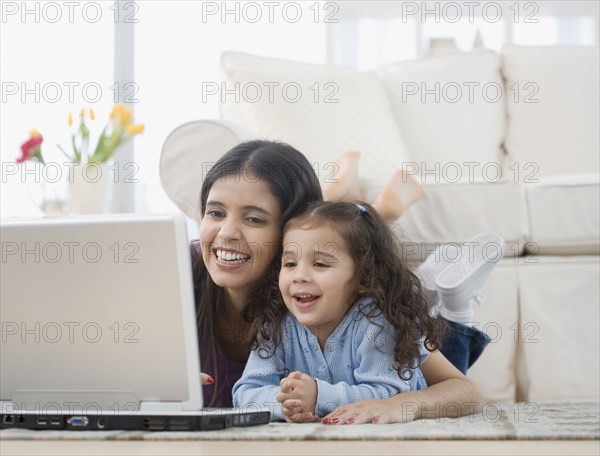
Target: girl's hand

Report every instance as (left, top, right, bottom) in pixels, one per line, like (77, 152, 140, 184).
(281, 399, 319, 423)
(276, 371, 318, 415)
(200, 373, 214, 385)
(322, 397, 418, 424)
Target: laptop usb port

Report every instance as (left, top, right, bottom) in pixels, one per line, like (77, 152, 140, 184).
(168, 418, 190, 431)
(49, 417, 61, 426)
(143, 418, 166, 430)
(67, 416, 89, 427)
(36, 417, 48, 426)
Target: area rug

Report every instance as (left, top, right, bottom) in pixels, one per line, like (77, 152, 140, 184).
(1, 402, 598, 441)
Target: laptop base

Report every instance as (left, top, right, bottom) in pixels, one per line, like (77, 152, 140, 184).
(0, 411, 270, 431)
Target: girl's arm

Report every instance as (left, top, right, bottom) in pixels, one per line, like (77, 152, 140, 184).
(322, 350, 483, 424)
(415, 350, 484, 418)
(231, 348, 286, 421)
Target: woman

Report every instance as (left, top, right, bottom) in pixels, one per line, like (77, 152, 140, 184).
(192, 139, 487, 423)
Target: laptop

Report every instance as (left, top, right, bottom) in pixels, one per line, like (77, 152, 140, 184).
(0, 213, 270, 431)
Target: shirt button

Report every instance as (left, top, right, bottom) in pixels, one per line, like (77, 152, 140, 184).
(327, 346, 332, 352)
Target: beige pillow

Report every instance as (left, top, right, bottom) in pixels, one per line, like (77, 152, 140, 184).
(377, 50, 506, 180)
(220, 51, 411, 183)
(502, 45, 599, 178)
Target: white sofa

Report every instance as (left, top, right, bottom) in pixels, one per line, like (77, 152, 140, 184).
(160, 46, 600, 404)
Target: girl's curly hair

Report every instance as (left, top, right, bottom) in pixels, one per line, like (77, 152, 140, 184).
(248, 200, 447, 380)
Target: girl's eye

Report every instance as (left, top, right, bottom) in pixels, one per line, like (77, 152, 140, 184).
(314, 261, 329, 268)
(282, 260, 296, 268)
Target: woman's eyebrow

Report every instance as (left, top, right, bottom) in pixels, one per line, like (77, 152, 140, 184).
(241, 205, 272, 216)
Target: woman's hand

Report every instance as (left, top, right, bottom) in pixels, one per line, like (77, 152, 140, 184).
(322, 397, 417, 424)
(200, 373, 214, 385)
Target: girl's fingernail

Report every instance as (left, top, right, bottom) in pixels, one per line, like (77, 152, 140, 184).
(332, 418, 339, 424)
(322, 418, 329, 424)
(372, 418, 379, 424)
(207, 376, 214, 384)
(347, 418, 355, 424)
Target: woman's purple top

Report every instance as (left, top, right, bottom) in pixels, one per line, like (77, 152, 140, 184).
(201, 343, 247, 407)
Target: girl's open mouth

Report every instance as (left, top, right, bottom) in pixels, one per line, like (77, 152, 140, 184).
(293, 293, 319, 309)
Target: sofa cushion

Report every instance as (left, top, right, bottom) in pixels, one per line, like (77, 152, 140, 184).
(526, 175, 600, 255)
(516, 256, 600, 402)
(502, 45, 600, 178)
(220, 51, 411, 183)
(361, 179, 529, 258)
(467, 261, 519, 402)
(376, 50, 506, 175)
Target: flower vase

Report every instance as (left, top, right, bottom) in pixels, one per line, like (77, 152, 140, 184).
(27, 162, 70, 216)
(69, 162, 111, 214)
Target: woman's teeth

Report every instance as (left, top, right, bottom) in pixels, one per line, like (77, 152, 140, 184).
(215, 249, 250, 264)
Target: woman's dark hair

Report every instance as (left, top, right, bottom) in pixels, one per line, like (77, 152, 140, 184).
(252, 200, 446, 381)
(191, 140, 323, 405)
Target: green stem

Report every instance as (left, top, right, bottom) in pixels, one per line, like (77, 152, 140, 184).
(57, 144, 74, 162)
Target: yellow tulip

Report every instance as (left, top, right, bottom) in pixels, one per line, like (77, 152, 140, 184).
(79, 109, 85, 119)
(109, 103, 133, 125)
(109, 104, 119, 119)
(67, 113, 73, 126)
(29, 129, 42, 138)
(109, 103, 125, 119)
(89, 108, 95, 121)
(125, 123, 145, 135)
(119, 107, 133, 125)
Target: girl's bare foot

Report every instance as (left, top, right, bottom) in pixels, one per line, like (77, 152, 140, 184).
(373, 170, 424, 222)
(323, 151, 363, 202)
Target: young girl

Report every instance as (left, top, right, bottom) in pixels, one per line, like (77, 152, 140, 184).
(232, 201, 468, 423)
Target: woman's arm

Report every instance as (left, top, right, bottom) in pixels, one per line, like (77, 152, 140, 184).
(322, 350, 483, 424)
(405, 350, 484, 419)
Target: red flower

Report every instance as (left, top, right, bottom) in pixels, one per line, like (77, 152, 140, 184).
(17, 134, 44, 163)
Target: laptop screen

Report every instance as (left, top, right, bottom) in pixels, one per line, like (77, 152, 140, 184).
(1, 214, 203, 413)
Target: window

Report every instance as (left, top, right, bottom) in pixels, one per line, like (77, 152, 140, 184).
(1, 3, 114, 217)
(133, 1, 328, 213)
(331, 1, 599, 67)
(2, 1, 598, 217)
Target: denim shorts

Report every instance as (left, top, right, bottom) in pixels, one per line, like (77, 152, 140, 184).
(439, 317, 492, 374)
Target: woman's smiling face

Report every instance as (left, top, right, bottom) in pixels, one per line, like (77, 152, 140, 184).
(199, 174, 282, 301)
